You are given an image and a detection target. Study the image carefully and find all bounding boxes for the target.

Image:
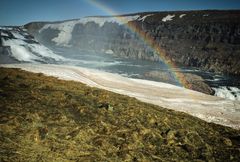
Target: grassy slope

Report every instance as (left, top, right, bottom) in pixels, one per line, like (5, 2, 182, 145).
(0, 67, 240, 162)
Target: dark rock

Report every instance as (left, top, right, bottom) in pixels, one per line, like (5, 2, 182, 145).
(98, 102, 113, 111)
(38, 127, 48, 140)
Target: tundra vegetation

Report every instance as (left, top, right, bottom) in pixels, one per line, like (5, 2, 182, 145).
(0, 68, 240, 161)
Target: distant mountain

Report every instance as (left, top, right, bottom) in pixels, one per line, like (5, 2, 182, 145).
(24, 10, 240, 75)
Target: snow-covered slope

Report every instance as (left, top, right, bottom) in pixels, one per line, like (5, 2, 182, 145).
(0, 27, 65, 63)
(1, 64, 240, 130)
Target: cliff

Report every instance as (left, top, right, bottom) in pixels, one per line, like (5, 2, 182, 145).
(25, 10, 240, 75)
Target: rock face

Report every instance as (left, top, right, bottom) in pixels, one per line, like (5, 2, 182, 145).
(24, 10, 240, 76)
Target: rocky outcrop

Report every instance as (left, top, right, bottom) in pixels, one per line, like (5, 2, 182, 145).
(24, 10, 240, 75)
(144, 71, 214, 94)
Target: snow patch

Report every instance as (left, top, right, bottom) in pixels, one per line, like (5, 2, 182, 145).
(162, 15, 175, 22)
(179, 14, 186, 18)
(213, 86, 240, 101)
(138, 14, 154, 21)
(79, 15, 140, 27)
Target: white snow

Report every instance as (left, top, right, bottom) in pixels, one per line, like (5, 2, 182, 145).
(213, 86, 240, 101)
(162, 15, 175, 22)
(203, 14, 209, 17)
(39, 15, 140, 47)
(179, 14, 186, 18)
(138, 14, 154, 21)
(1, 64, 240, 130)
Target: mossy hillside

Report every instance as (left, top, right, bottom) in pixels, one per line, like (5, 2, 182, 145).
(0, 67, 240, 162)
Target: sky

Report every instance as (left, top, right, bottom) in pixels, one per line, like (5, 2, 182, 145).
(0, 0, 240, 26)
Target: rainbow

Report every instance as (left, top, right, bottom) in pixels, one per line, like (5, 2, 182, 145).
(86, 0, 190, 88)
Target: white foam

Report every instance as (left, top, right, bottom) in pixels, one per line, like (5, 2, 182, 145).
(1, 29, 65, 62)
(179, 14, 186, 18)
(206, 78, 221, 82)
(39, 15, 140, 46)
(2, 39, 41, 62)
(1, 32, 8, 37)
(162, 15, 175, 22)
(11, 31, 26, 40)
(28, 43, 64, 61)
(213, 86, 240, 101)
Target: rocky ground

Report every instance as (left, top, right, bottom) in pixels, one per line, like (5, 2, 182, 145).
(0, 67, 240, 161)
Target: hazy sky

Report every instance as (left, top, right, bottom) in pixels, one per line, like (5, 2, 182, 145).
(1, 0, 240, 26)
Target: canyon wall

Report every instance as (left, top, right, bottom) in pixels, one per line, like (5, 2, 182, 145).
(25, 10, 240, 75)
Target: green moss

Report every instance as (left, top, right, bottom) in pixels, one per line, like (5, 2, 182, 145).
(0, 67, 240, 161)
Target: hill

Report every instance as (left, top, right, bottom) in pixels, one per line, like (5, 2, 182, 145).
(0, 67, 240, 161)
